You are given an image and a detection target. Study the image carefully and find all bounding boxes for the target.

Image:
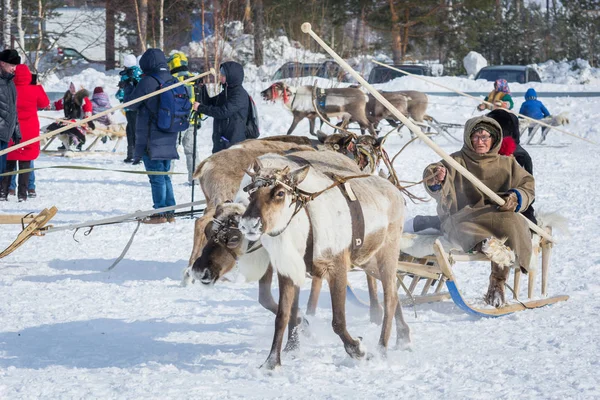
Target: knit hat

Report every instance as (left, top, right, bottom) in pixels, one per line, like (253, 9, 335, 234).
(0, 49, 21, 65)
(494, 79, 510, 94)
(123, 54, 137, 68)
(93, 86, 103, 94)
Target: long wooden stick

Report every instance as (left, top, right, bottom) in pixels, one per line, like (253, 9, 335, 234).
(301, 22, 554, 243)
(372, 60, 597, 146)
(0, 68, 215, 157)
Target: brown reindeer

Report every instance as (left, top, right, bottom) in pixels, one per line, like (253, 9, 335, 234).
(364, 90, 429, 134)
(261, 81, 377, 136)
(237, 150, 409, 369)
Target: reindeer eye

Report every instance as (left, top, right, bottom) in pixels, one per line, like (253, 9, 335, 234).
(276, 190, 285, 198)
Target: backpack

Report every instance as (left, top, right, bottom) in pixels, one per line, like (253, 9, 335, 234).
(245, 95, 260, 139)
(149, 74, 192, 133)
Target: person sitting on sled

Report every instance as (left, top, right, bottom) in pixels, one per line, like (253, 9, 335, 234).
(423, 116, 535, 308)
(477, 79, 513, 111)
(519, 88, 551, 142)
(51, 82, 94, 150)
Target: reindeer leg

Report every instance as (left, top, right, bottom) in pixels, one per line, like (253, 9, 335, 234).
(366, 273, 383, 325)
(309, 117, 317, 136)
(258, 264, 278, 314)
(182, 208, 215, 287)
(394, 299, 411, 350)
(377, 249, 401, 354)
(328, 262, 365, 359)
(262, 274, 296, 369)
(283, 285, 301, 352)
(306, 276, 322, 315)
(286, 114, 303, 135)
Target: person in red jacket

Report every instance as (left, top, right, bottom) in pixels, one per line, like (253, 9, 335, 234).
(0, 64, 49, 201)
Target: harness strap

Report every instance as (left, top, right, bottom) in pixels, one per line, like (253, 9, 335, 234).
(337, 181, 365, 257)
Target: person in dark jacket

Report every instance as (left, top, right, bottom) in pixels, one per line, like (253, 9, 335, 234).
(519, 88, 551, 141)
(0, 49, 21, 179)
(123, 48, 178, 224)
(116, 54, 142, 163)
(193, 61, 249, 153)
(487, 109, 536, 224)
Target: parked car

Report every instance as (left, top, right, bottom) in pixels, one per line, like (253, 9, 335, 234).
(271, 62, 321, 80)
(316, 60, 353, 82)
(55, 47, 105, 65)
(475, 65, 541, 83)
(368, 64, 432, 84)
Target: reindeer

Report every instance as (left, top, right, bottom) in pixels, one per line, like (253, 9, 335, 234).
(364, 90, 429, 134)
(261, 81, 377, 136)
(184, 134, 385, 323)
(235, 150, 410, 369)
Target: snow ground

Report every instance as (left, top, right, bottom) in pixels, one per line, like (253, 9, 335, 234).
(1, 72, 599, 399)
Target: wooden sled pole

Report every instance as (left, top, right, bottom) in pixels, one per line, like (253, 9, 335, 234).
(372, 60, 596, 146)
(301, 22, 554, 244)
(0, 68, 216, 158)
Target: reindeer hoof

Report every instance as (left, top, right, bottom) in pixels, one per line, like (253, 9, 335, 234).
(260, 356, 281, 370)
(484, 282, 506, 308)
(344, 338, 366, 359)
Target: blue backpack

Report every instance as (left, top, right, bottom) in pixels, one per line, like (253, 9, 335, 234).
(149, 74, 192, 133)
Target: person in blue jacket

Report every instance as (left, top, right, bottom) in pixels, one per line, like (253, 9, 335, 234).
(116, 54, 142, 163)
(193, 61, 249, 153)
(519, 88, 551, 141)
(123, 48, 178, 224)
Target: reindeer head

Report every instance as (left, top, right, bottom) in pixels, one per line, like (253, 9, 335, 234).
(261, 81, 293, 105)
(239, 158, 310, 240)
(317, 132, 383, 173)
(191, 202, 247, 285)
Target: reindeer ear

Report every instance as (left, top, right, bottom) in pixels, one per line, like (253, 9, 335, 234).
(288, 165, 310, 185)
(252, 158, 263, 175)
(204, 220, 215, 239)
(317, 130, 328, 144)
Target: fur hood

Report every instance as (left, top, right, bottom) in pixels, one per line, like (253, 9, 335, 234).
(64, 88, 90, 106)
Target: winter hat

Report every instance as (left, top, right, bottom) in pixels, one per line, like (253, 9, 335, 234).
(494, 79, 510, 94)
(525, 88, 537, 100)
(167, 52, 188, 72)
(0, 49, 21, 65)
(123, 54, 137, 68)
(93, 86, 104, 94)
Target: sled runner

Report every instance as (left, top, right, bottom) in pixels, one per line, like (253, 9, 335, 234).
(348, 231, 568, 317)
(0, 206, 58, 259)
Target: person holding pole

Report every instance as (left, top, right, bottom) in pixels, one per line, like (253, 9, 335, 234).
(0, 49, 21, 180)
(424, 116, 535, 308)
(123, 48, 181, 224)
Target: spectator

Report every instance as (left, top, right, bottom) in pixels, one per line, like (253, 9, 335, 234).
(167, 52, 198, 185)
(116, 54, 142, 163)
(0, 49, 21, 178)
(519, 88, 551, 141)
(1, 64, 49, 201)
(193, 61, 249, 153)
(478, 79, 514, 111)
(91, 87, 115, 126)
(123, 48, 178, 224)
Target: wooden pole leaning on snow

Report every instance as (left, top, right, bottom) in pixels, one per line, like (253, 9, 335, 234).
(0, 68, 216, 157)
(301, 22, 554, 243)
(372, 60, 597, 146)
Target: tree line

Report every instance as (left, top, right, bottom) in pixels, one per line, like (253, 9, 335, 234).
(1, 0, 598, 73)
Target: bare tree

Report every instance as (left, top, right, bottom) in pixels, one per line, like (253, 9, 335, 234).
(106, 0, 116, 69)
(158, 0, 164, 50)
(253, 0, 265, 66)
(3, 0, 12, 47)
(133, 0, 148, 53)
(16, 0, 24, 53)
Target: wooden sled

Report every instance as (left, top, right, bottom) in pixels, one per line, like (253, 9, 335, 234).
(0, 206, 58, 258)
(348, 230, 568, 317)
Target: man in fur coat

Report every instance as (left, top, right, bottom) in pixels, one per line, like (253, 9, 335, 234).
(424, 116, 535, 308)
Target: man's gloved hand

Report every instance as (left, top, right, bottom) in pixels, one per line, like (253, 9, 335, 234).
(12, 135, 20, 145)
(132, 158, 141, 165)
(498, 192, 518, 212)
(118, 80, 130, 89)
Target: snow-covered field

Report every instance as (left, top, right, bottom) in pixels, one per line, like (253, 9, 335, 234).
(1, 69, 599, 399)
